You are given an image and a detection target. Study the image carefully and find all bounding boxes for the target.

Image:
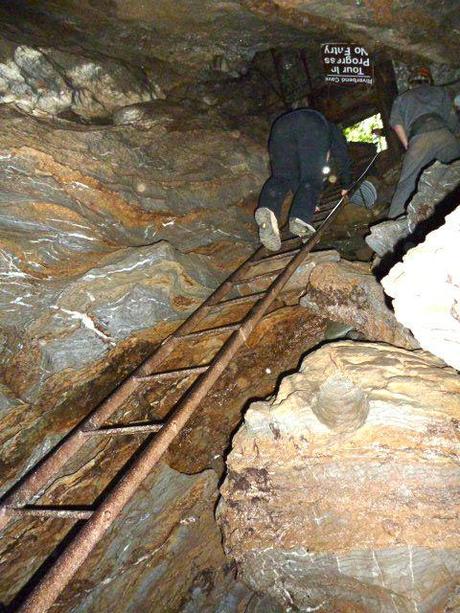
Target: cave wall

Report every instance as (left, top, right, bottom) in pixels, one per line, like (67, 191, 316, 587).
(0, 0, 458, 609)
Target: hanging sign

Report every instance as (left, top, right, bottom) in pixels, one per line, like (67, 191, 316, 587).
(321, 43, 373, 85)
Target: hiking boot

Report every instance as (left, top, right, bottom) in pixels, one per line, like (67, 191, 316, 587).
(289, 217, 316, 240)
(255, 207, 281, 251)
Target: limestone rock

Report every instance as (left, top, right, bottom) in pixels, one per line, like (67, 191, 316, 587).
(300, 259, 417, 349)
(382, 206, 460, 371)
(218, 341, 460, 613)
(0, 43, 155, 119)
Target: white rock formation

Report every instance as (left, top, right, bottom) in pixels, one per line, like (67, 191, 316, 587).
(382, 206, 460, 370)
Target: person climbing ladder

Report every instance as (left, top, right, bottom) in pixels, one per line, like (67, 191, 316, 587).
(255, 107, 353, 251)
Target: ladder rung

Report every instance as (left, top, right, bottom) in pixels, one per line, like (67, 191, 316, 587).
(208, 292, 264, 308)
(255, 248, 300, 263)
(234, 270, 278, 286)
(5, 507, 93, 520)
(135, 365, 209, 381)
(177, 323, 240, 340)
(82, 423, 164, 436)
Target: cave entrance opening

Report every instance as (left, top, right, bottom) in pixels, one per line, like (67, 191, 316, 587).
(344, 113, 388, 152)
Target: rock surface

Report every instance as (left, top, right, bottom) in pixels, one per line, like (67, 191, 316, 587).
(218, 341, 460, 613)
(2, 241, 223, 403)
(0, 42, 158, 119)
(0, 0, 457, 83)
(383, 205, 460, 371)
(0, 103, 266, 407)
(1, 460, 241, 612)
(300, 258, 417, 349)
(0, 300, 329, 607)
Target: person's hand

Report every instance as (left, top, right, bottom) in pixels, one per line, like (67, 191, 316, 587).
(341, 189, 348, 197)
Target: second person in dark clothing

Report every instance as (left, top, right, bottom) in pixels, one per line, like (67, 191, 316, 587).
(255, 108, 353, 251)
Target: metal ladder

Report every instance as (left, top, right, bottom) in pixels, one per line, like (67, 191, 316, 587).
(0, 156, 376, 611)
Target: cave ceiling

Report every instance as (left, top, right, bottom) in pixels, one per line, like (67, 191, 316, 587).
(0, 0, 458, 87)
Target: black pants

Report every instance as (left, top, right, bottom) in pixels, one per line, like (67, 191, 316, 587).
(258, 110, 330, 224)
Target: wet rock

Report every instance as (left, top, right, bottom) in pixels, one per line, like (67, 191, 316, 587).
(218, 341, 460, 613)
(0, 302, 329, 607)
(382, 205, 460, 371)
(300, 258, 417, 349)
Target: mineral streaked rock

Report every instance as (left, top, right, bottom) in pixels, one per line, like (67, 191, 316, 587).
(0, 304, 329, 606)
(2, 241, 221, 401)
(0, 99, 266, 405)
(0, 461, 235, 612)
(218, 341, 460, 612)
(382, 206, 460, 371)
(300, 258, 418, 349)
(0, 106, 265, 263)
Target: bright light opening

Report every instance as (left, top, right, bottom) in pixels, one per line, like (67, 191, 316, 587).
(344, 113, 388, 152)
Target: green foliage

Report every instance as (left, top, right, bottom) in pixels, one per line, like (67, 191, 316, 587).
(344, 113, 387, 151)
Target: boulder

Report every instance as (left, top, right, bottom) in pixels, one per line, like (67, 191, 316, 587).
(218, 341, 460, 613)
(300, 259, 417, 349)
(382, 205, 460, 371)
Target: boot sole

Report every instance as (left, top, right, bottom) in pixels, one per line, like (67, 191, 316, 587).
(255, 208, 281, 251)
(289, 218, 316, 239)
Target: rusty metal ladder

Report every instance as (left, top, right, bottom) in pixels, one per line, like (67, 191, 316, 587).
(0, 157, 376, 611)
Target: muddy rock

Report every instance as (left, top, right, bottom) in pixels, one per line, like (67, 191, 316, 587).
(218, 341, 460, 613)
(0, 461, 233, 612)
(0, 300, 329, 607)
(300, 258, 417, 349)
